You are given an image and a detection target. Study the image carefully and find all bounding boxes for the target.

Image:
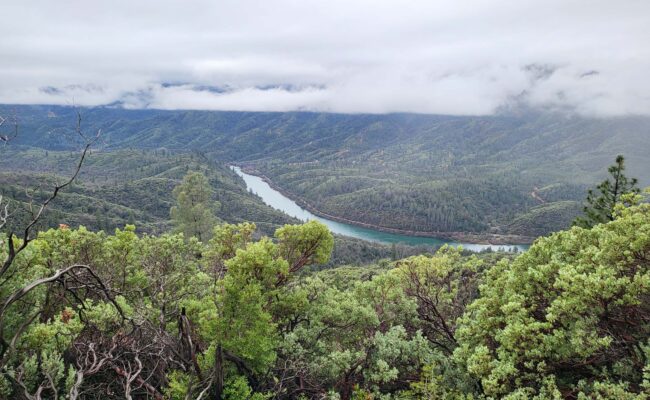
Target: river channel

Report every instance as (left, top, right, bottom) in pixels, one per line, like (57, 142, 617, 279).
(232, 166, 529, 252)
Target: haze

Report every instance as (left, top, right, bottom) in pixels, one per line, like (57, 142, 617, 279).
(2, 0, 649, 116)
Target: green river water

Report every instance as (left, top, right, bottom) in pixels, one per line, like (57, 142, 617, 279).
(232, 167, 529, 252)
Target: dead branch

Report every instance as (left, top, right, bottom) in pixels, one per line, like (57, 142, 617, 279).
(1, 110, 100, 282)
(0, 264, 124, 365)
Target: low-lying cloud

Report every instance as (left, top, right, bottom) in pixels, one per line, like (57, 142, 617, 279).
(1, 0, 649, 116)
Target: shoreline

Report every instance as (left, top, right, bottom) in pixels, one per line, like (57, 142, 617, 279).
(235, 165, 536, 245)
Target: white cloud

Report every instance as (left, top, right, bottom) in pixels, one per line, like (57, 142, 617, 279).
(1, 0, 648, 116)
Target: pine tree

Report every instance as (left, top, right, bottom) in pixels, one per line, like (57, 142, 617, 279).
(574, 155, 639, 228)
(170, 171, 220, 241)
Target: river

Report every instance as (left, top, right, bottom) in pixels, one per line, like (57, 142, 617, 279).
(232, 166, 529, 252)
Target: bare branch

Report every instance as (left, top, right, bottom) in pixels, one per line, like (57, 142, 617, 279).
(0, 263, 125, 366)
(1, 131, 97, 282)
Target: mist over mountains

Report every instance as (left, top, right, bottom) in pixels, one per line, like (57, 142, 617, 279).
(3, 1, 650, 399)
(3, 1, 649, 116)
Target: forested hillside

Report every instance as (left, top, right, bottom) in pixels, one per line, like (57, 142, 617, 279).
(2, 0, 648, 398)
(1, 105, 649, 399)
(0, 181, 648, 399)
(0, 147, 296, 235)
(0, 146, 430, 268)
(3, 105, 648, 238)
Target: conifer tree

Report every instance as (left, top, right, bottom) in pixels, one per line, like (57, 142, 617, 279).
(574, 155, 639, 228)
(170, 171, 220, 241)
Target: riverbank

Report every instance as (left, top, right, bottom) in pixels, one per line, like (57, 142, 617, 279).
(236, 165, 535, 245)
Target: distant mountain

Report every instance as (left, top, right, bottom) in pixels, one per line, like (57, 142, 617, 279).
(2, 104, 648, 237)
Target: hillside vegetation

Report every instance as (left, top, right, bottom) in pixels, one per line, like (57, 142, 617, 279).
(0, 148, 296, 235)
(0, 147, 431, 267)
(0, 188, 648, 399)
(1, 108, 649, 398)
(3, 105, 648, 238)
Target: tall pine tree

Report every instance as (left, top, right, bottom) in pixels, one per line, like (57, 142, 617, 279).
(170, 171, 220, 241)
(574, 155, 639, 228)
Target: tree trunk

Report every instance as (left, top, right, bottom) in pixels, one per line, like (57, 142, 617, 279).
(211, 343, 224, 399)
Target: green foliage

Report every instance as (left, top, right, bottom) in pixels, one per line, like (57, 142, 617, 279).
(216, 274, 279, 372)
(455, 200, 650, 397)
(0, 215, 515, 399)
(164, 370, 198, 400)
(574, 154, 640, 228)
(1, 133, 649, 399)
(21, 309, 84, 353)
(0, 208, 647, 398)
(275, 220, 335, 271)
(0, 148, 298, 236)
(396, 246, 484, 355)
(208, 222, 257, 261)
(277, 267, 435, 398)
(403, 362, 476, 400)
(0, 218, 338, 399)
(223, 376, 270, 400)
(506, 201, 583, 237)
(170, 171, 220, 241)
(5, 105, 649, 238)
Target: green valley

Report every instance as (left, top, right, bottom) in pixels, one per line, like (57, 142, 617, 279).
(3, 105, 648, 240)
(3, 2, 650, 398)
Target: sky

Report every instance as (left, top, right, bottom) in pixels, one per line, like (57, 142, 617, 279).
(1, 0, 649, 116)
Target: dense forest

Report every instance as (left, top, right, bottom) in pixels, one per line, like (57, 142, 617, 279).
(2, 0, 648, 398)
(0, 147, 428, 269)
(0, 147, 296, 236)
(3, 105, 649, 239)
(0, 108, 648, 399)
(1, 152, 649, 398)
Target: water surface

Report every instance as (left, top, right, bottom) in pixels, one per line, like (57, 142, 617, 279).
(233, 166, 529, 252)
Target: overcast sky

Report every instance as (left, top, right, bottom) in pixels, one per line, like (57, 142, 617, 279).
(2, 0, 649, 116)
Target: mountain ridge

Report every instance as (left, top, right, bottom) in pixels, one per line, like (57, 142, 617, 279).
(2, 104, 648, 236)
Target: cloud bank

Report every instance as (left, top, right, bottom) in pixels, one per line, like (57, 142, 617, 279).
(1, 0, 649, 116)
